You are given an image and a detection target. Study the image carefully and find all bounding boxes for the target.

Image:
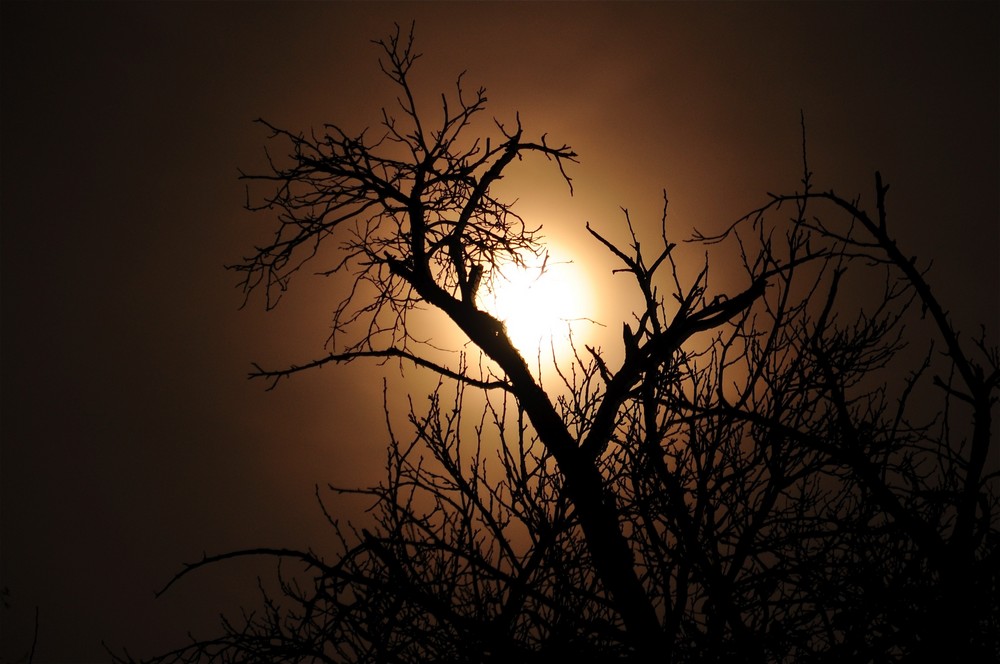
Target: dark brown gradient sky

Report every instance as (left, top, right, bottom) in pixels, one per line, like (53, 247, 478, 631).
(1, 2, 997, 660)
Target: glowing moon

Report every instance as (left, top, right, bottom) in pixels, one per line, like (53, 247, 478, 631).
(481, 252, 591, 360)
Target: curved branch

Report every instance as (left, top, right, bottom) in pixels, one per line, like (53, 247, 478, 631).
(155, 548, 333, 598)
(249, 349, 512, 392)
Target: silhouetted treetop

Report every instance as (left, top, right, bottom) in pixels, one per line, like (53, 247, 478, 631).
(120, 24, 998, 664)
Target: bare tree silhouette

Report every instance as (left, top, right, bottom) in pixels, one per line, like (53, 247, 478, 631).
(117, 25, 999, 663)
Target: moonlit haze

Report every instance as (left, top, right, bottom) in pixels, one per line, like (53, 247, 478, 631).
(482, 249, 595, 365)
(1, 2, 996, 660)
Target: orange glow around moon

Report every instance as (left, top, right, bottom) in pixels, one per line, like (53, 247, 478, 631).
(479, 250, 594, 362)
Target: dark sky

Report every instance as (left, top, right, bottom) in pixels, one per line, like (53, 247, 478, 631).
(1, 2, 997, 660)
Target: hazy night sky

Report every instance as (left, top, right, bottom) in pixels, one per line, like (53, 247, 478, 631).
(1, 2, 997, 660)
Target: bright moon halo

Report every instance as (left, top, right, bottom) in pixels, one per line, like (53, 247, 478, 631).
(479, 252, 592, 360)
